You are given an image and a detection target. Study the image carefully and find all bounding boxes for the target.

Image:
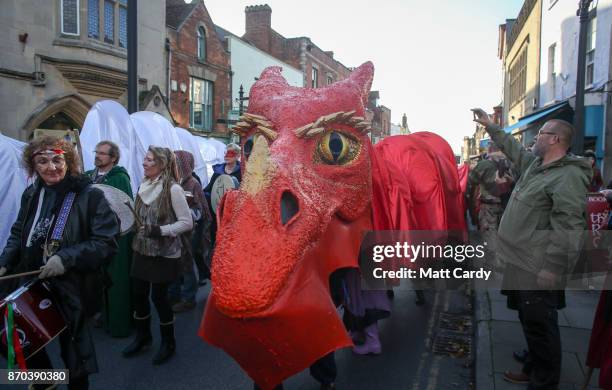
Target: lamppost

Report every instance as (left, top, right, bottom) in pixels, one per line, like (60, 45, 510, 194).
(572, 0, 593, 154)
(237, 85, 249, 116)
(127, 0, 138, 114)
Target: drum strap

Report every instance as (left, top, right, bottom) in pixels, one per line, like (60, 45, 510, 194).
(51, 192, 76, 241)
(44, 192, 76, 260)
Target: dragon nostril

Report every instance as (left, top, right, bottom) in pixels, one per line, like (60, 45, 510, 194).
(280, 191, 299, 225)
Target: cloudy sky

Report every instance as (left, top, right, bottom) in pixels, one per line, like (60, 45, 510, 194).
(202, 0, 524, 153)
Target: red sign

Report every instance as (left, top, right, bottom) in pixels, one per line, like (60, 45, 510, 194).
(585, 192, 610, 273)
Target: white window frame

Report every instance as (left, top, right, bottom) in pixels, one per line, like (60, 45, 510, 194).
(585, 15, 596, 87)
(61, 0, 81, 36)
(190, 77, 214, 131)
(311, 66, 318, 88)
(548, 43, 556, 101)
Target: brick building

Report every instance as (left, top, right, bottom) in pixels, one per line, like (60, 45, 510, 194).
(242, 4, 351, 88)
(367, 91, 391, 144)
(166, 0, 231, 138)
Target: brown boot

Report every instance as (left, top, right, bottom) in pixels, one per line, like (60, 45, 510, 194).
(503, 370, 529, 384)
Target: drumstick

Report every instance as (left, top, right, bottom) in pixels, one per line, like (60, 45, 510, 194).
(124, 200, 143, 226)
(0, 269, 42, 281)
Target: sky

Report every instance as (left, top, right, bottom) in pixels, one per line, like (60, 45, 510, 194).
(201, 0, 525, 154)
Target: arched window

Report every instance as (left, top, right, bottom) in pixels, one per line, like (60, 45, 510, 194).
(197, 26, 206, 61)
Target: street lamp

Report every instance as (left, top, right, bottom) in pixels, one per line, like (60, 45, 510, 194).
(572, 0, 593, 154)
(237, 85, 249, 116)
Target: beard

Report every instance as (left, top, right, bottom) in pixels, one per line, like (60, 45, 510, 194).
(532, 143, 544, 157)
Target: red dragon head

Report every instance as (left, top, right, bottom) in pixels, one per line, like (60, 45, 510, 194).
(200, 62, 376, 388)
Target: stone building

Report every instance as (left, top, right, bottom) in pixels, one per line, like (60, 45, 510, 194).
(242, 4, 351, 88)
(166, 0, 231, 139)
(500, 0, 542, 143)
(0, 0, 169, 141)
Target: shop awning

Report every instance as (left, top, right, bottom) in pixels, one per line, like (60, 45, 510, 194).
(503, 101, 571, 134)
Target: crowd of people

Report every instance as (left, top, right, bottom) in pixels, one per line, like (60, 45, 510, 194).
(1, 107, 611, 389)
(0, 136, 242, 389)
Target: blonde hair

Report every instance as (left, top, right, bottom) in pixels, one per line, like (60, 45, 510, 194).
(136, 146, 180, 222)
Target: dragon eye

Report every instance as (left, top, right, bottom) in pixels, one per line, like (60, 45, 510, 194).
(317, 131, 360, 165)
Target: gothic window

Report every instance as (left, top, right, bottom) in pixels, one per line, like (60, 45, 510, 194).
(197, 26, 206, 61)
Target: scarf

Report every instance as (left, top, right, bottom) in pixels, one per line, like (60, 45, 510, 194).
(138, 176, 163, 205)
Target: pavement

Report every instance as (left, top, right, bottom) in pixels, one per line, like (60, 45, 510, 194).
(3, 286, 475, 389)
(475, 288, 601, 389)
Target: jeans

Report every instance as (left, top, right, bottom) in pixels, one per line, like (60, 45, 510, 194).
(518, 291, 562, 389)
(168, 261, 198, 303)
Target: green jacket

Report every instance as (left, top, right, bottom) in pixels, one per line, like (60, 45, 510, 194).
(85, 165, 133, 199)
(485, 124, 591, 276)
(85, 164, 133, 337)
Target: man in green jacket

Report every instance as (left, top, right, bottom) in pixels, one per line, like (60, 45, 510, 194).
(472, 109, 591, 388)
(86, 140, 134, 337)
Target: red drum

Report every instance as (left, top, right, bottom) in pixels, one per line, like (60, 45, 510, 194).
(0, 280, 67, 360)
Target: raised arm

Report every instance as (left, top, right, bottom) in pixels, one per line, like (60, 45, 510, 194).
(471, 108, 536, 175)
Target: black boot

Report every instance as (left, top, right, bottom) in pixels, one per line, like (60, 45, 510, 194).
(122, 315, 152, 357)
(152, 322, 176, 365)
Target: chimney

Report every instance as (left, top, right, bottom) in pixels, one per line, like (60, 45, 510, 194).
(244, 4, 272, 52)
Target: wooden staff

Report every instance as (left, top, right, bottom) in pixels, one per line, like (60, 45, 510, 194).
(0, 269, 42, 281)
(124, 200, 142, 226)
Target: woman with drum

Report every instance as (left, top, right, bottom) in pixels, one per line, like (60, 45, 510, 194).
(0, 135, 120, 389)
(122, 146, 192, 364)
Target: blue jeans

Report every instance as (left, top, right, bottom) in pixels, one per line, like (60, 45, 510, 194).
(168, 261, 197, 303)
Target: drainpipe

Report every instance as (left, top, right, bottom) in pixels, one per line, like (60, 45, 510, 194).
(165, 38, 171, 111)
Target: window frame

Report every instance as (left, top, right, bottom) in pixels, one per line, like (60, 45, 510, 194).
(311, 66, 319, 88)
(87, 0, 99, 39)
(189, 77, 214, 131)
(508, 45, 528, 108)
(103, 0, 115, 44)
(547, 43, 556, 100)
(82, 0, 127, 50)
(197, 26, 207, 61)
(61, 0, 81, 36)
(585, 14, 596, 86)
(118, 1, 127, 48)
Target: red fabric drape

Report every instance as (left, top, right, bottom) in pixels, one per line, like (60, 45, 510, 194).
(370, 132, 467, 237)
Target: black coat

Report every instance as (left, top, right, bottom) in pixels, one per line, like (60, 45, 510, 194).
(0, 175, 119, 377)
